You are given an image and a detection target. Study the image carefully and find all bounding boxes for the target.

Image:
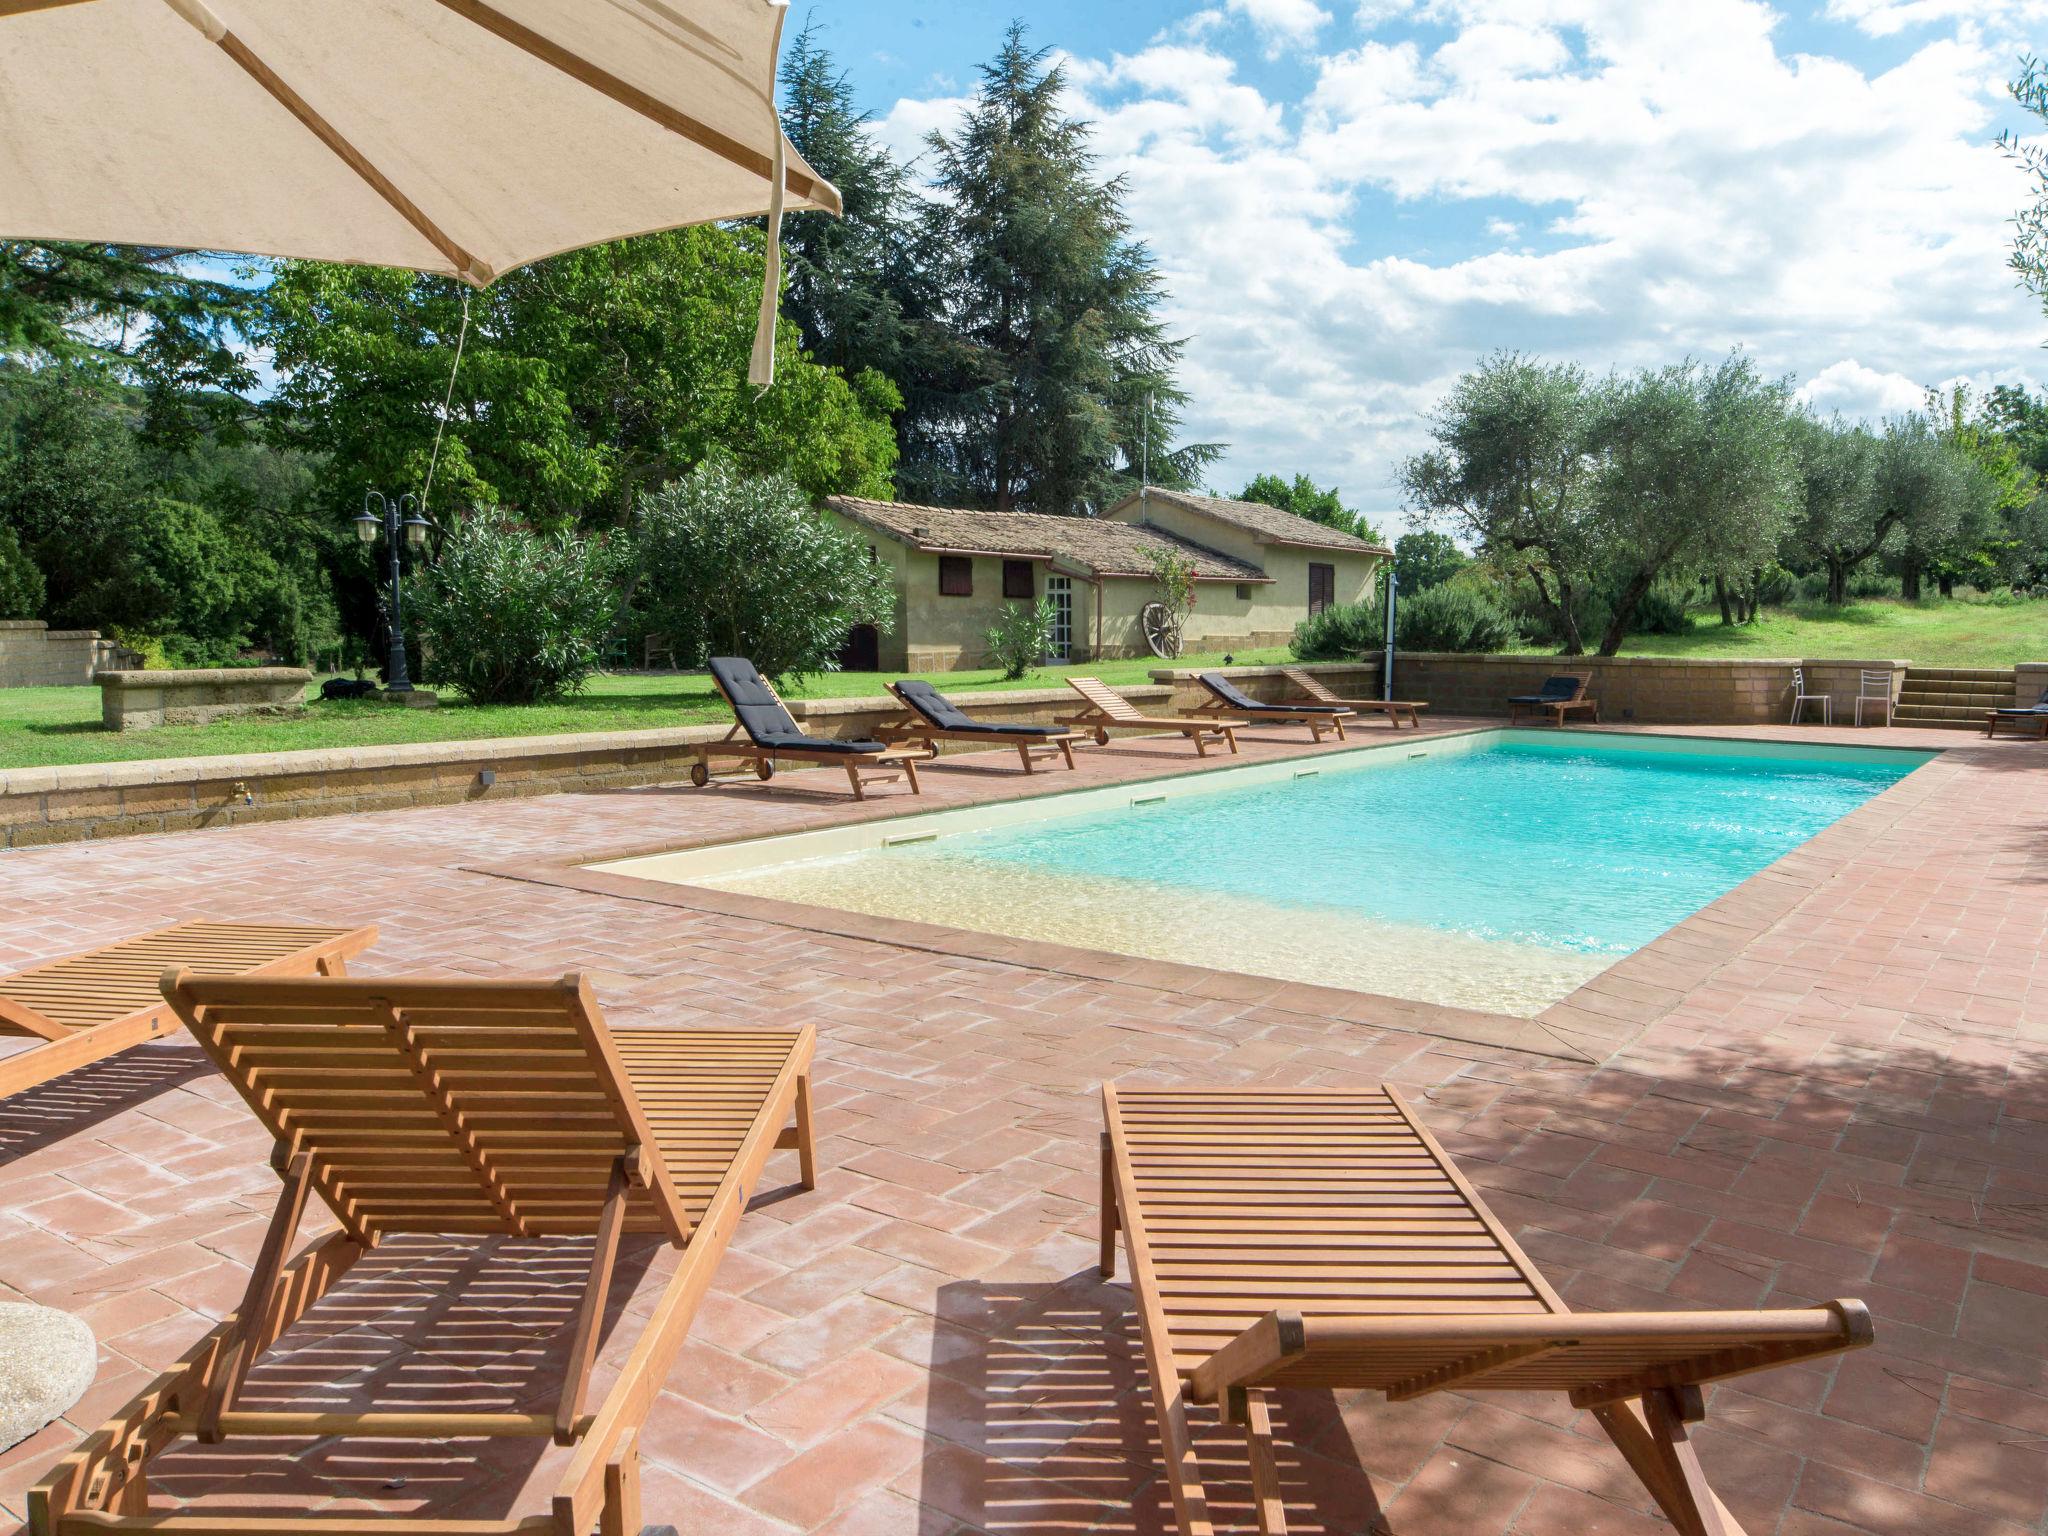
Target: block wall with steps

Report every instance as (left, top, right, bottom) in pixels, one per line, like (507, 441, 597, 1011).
(1893, 667, 2019, 730)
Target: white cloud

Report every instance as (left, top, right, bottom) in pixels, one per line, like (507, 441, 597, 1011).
(1824, 0, 2048, 37)
(1225, 0, 1332, 52)
(1798, 359, 1934, 418)
(875, 3, 2046, 530)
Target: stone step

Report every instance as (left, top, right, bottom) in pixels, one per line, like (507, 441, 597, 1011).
(1893, 705, 1996, 730)
(1898, 686, 2013, 707)
(1903, 667, 2017, 682)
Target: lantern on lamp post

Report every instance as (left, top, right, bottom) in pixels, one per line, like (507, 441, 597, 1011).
(353, 491, 432, 693)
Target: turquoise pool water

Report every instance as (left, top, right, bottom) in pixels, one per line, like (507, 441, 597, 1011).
(690, 734, 1929, 1015)
(948, 736, 1920, 956)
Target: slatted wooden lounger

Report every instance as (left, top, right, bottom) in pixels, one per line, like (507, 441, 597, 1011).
(1280, 667, 1428, 729)
(0, 921, 376, 1101)
(1057, 676, 1243, 756)
(31, 971, 815, 1536)
(1188, 672, 1352, 741)
(1100, 1085, 1873, 1536)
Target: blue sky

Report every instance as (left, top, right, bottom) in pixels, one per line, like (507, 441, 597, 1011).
(788, 0, 2048, 529)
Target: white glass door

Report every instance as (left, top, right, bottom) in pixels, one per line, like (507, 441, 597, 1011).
(1046, 574, 1073, 660)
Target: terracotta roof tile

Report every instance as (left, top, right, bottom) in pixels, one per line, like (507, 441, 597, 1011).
(1111, 487, 1390, 555)
(825, 497, 1270, 581)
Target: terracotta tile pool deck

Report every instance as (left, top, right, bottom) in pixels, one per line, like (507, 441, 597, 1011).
(1, 717, 2043, 1535)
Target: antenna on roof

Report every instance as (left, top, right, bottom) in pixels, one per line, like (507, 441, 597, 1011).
(1141, 392, 1152, 494)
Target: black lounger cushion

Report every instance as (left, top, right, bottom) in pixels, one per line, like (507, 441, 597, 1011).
(894, 678, 1064, 736)
(749, 732, 892, 754)
(710, 656, 890, 751)
(1198, 672, 1343, 715)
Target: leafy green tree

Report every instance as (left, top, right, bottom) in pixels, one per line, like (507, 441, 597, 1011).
(0, 362, 148, 626)
(412, 509, 626, 704)
(776, 22, 927, 386)
(1391, 530, 1469, 593)
(0, 524, 43, 619)
(1866, 417, 1968, 601)
(1584, 353, 1795, 655)
(1238, 473, 1381, 542)
(258, 226, 900, 531)
(635, 460, 893, 684)
(1999, 57, 2048, 323)
(1786, 413, 1881, 605)
(1918, 384, 2040, 593)
(0, 243, 258, 448)
(1401, 354, 1603, 653)
(909, 25, 1216, 511)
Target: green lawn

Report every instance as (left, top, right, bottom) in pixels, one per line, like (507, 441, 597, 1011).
(5, 595, 2044, 773)
(1514, 596, 2048, 668)
(0, 648, 1296, 771)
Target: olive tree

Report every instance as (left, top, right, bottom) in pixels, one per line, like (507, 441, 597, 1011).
(636, 459, 893, 684)
(1401, 354, 1603, 653)
(1584, 353, 1796, 655)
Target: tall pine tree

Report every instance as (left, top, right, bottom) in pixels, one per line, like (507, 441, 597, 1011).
(775, 23, 922, 383)
(906, 26, 1215, 512)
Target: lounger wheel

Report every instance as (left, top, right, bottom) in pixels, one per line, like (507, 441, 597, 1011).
(688, 761, 709, 788)
(756, 759, 776, 781)
(1094, 728, 1109, 746)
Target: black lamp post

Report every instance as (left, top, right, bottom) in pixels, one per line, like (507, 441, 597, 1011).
(353, 491, 432, 693)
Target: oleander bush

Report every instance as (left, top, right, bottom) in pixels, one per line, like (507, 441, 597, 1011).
(413, 508, 626, 704)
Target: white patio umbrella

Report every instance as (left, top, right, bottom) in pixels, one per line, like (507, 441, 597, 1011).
(0, 0, 840, 383)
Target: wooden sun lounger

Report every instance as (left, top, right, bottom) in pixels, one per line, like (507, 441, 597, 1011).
(1100, 1085, 1872, 1536)
(0, 921, 376, 1101)
(1281, 667, 1428, 729)
(1985, 686, 2048, 739)
(32, 971, 815, 1536)
(1188, 672, 1352, 741)
(880, 679, 1084, 773)
(1509, 672, 1599, 726)
(1057, 676, 1242, 756)
(697, 655, 922, 800)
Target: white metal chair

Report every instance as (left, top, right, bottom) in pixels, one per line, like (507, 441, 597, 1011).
(1789, 666, 1831, 724)
(1854, 669, 1893, 726)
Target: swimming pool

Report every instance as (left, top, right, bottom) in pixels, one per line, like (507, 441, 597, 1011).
(597, 731, 1931, 1016)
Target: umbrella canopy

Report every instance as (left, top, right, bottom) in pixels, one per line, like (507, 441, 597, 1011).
(0, 0, 839, 378)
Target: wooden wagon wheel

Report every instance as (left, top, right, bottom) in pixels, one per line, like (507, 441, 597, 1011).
(1141, 601, 1183, 660)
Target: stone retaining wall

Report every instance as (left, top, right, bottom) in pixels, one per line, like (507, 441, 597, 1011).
(98, 668, 313, 731)
(0, 621, 136, 688)
(0, 685, 1178, 847)
(1151, 655, 1910, 725)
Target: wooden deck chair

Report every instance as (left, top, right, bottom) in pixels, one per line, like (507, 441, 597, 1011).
(695, 655, 923, 800)
(1508, 673, 1598, 726)
(880, 679, 1084, 773)
(1100, 1085, 1872, 1536)
(1280, 668, 1427, 729)
(1057, 677, 1243, 757)
(31, 972, 816, 1536)
(1188, 673, 1352, 741)
(0, 921, 375, 1101)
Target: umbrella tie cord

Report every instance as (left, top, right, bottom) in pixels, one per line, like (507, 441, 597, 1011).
(748, 90, 786, 392)
(421, 290, 472, 518)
